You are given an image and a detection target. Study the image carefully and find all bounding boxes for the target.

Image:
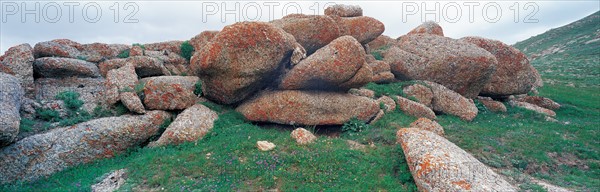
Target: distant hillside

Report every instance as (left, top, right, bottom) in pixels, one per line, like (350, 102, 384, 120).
(513, 11, 600, 87)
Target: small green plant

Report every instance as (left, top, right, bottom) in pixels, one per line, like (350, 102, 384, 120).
(371, 51, 384, 60)
(341, 117, 370, 133)
(194, 80, 203, 95)
(117, 49, 130, 58)
(180, 41, 194, 61)
(19, 118, 36, 132)
(119, 87, 134, 93)
(76, 56, 87, 61)
(36, 108, 60, 122)
(55, 91, 84, 110)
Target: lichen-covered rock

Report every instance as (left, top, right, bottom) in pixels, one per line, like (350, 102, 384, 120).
(143, 76, 199, 110)
(190, 31, 219, 51)
(461, 36, 536, 96)
(190, 22, 298, 104)
(348, 88, 375, 98)
(0, 73, 23, 147)
(91, 169, 127, 192)
(409, 118, 444, 136)
(395, 96, 437, 120)
(367, 35, 395, 51)
(372, 72, 395, 83)
(332, 16, 385, 44)
(33, 40, 82, 59)
(376, 96, 396, 112)
(290, 128, 317, 145)
(119, 92, 145, 114)
(279, 36, 372, 91)
(129, 46, 144, 57)
(33, 57, 101, 78)
(126, 56, 171, 77)
(425, 81, 478, 121)
(368, 60, 391, 74)
(403, 84, 433, 107)
(391, 34, 497, 98)
(0, 111, 172, 183)
(149, 104, 217, 147)
(257, 141, 276, 151)
(324, 4, 363, 17)
(0, 44, 35, 97)
(81, 43, 130, 62)
(477, 96, 507, 113)
(144, 41, 184, 54)
(237, 90, 379, 125)
(509, 101, 556, 117)
(271, 14, 341, 54)
(98, 59, 127, 77)
(35, 77, 106, 112)
(396, 128, 517, 192)
(407, 21, 444, 36)
(515, 96, 560, 110)
(106, 63, 138, 93)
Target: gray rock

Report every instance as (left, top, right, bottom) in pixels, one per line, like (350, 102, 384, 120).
(0, 111, 172, 183)
(324, 4, 363, 17)
(424, 81, 478, 121)
(0, 73, 23, 147)
(396, 128, 517, 191)
(35, 77, 106, 112)
(33, 57, 101, 78)
(149, 104, 218, 147)
(0, 44, 35, 97)
(91, 169, 127, 192)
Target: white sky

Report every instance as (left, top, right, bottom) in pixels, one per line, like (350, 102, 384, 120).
(1, 1, 599, 53)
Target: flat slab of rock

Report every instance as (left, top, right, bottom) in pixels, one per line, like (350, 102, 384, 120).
(396, 128, 517, 191)
(190, 22, 298, 104)
(0, 111, 172, 183)
(143, 76, 199, 110)
(237, 90, 379, 125)
(279, 36, 372, 91)
(515, 96, 560, 110)
(425, 81, 478, 121)
(149, 104, 218, 147)
(0, 73, 23, 147)
(395, 96, 437, 120)
(91, 169, 127, 192)
(0, 44, 35, 97)
(477, 97, 507, 113)
(98, 56, 170, 78)
(510, 101, 556, 117)
(33, 57, 101, 78)
(35, 77, 106, 112)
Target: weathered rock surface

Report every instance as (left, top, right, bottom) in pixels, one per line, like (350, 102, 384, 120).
(81, 43, 130, 62)
(149, 104, 218, 147)
(376, 96, 396, 112)
(144, 41, 184, 54)
(98, 59, 127, 77)
(98, 56, 170, 78)
(390, 34, 497, 98)
(0, 73, 23, 147)
(510, 101, 556, 117)
(119, 92, 146, 114)
(35, 77, 106, 112)
(0, 111, 172, 183)
(425, 81, 478, 121)
(324, 4, 363, 17)
(396, 128, 517, 191)
(257, 141, 276, 151)
(348, 88, 375, 98)
(33, 40, 82, 59)
(403, 83, 433, 107)
(367, 35, 395, 51)
(407, 21, 444, 36)
(477, 97, 507, 113)
(279, 36, 372, 91)
(0, 44, 35, 97)
(409, 118, 444, 136)
(33, 57, 101, 78)
(190, 31, 219, 51)
(106, 63, 138, 93)
(461, 36, 536, 96)
(333, 16, 385, 44)
(271, 14, 341, 54)
(290, 128, 317, 145)
(91, 169, 128, 192)
(191, 22, 298, 104)
(237, 90, 379, 125)
(369, 60, 395, 83)
(395, 96, 437, 120)
(143, 76, 199, 110)
(515, 96, 561, 110)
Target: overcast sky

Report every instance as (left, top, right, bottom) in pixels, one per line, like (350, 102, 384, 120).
(1, 1, 598, 53)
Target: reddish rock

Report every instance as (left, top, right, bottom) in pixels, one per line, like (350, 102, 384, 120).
(369, 60, 395, 83)
(348, 88, 375, 98)
(376, 96, 396, 112)
(461, 36, 536, 96)
(369, 109, 385, 124)
(143, 41, 184, 54)
(98, 59, 127, 77)
(369, 60, 391, 74)
(407, 21, 444, 36)
(367, 35, 395, 51)
(515, 96, 560, 110)
(33, 40, 82, 59)
(372, 72, 395, 83)
(280, 36, 372, 91)
(33, 57, 100, 78)
(126, 56, 171, 77)
(324, 4, 363, 17)
(410, 118, 444, 136)
(190, 22, 298, 104)
(395, 96, 437, 120)
(149, 104, 218, 147)
(396, 128, 517, 191)
(391, 34, 497, 98)
(105, 63, 138, 102)
(509, 101, 556, 117)
(119, 92, 145, 114)
(129, 46, 144, 56)
(271, 14, 341, 54)
(531, 65, 543, 89)
(143, 76, 199, 110)
(425, 81, 478, 121)
(51, 39, 84, 50)
(403, 83, 433, 107)
(477, 96, 507, 113)
(0, 44, 35, 97)
(82, 43, 130, 62)
(236, 90, 379, 125)
(190, 31, 219, 51)
(290, 128, 317, 145)
(333, 16, 385, 44)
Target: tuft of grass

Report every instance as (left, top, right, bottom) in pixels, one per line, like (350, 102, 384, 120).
(19, 118, 36, 132)
(117, 49, 130, 58)
(36, 108, 60, 122)
(341, 117, 370, 133)
(194, 80, 202, 96)
(180, 41, 194, 61)
(55, 91, 84, 110)
(363, 81, 427, 101)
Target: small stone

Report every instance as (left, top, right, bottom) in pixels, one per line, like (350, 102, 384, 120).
(290, 128, 317, 145)
(91, 169, 127, 192)
(257, 141, 276, 151)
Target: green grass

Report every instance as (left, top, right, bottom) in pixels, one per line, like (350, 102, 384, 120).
(117, 49, 130, 58)
(19, 118, 35, 132)
(180, 40, 195, 61)
(194, 80, 202, 96)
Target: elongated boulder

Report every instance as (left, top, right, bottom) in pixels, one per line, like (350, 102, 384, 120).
(515, 96, 560, 110)
(98, 56, 170, 78)
(0, 44, 35, 97)
(279, 36, 372, 91)
(391, 34, 497, 98)
(461, 36, 536, 96)
(424, 81, 478, 121)
(477, 97, 507, 113)
(0, 73, 23, 147)
(396, 128, 517, 191)
(149, 104, 218, 147)
(33, 57, 101, 78)
(324, 4, 363, 17)
(143, 41, 184, 54)
(409, 118, 444, 136)
(33, 40, 82, 59)
(333, 16, 385, 44)
(407, 21, 444, 36)
(403, 84, 433, 107)
(271, 14, 341, 54)
(143, 76, 199, 110)
(190, 22, 298, 104)
(509, 101, 556, 117)
(368, 35, 395, 51)
(237, 90, 379, 125)
(0, 111, 172, 183)
(395, 96, 437, 120)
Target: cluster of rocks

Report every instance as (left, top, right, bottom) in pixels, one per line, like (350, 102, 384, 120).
(0, 4, 561, 188)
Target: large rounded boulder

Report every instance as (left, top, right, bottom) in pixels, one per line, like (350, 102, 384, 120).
(270, 14, 341, 54)
(190, 22, 298, 104)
